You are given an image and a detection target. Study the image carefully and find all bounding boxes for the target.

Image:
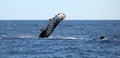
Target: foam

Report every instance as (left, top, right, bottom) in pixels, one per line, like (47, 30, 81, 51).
(0, 33, 91, 40)
(47, 36, 77, 40)
(0, 33, 38, 39)
(15, 34, 38, 39)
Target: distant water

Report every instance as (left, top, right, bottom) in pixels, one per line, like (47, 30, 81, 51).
(0, 20, 120, 58)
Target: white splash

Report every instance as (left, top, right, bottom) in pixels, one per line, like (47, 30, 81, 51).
(15, 34, 38, 39)
(47, 36, 77, 40)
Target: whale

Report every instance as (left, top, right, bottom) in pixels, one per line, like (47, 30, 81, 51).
(39, 13, 66, 38)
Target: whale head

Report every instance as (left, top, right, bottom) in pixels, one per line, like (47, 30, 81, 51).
(56, 13, 66, 20)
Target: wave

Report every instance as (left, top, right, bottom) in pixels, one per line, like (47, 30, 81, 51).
(0, 33, 107, 41)
(0, 33, 38, 39)
(46, 35, 93, 40)
(15, 34, 38, 39)
(0, 33, 90, 40)
(47, 36, 77, 39)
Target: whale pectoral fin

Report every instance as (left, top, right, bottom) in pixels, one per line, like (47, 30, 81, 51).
(39, 13, 66, 38)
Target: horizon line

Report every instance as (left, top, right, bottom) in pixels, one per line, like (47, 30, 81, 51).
(0, 19, 120, 20)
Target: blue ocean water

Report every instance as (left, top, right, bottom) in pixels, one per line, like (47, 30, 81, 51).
(0, 20, 120, 58)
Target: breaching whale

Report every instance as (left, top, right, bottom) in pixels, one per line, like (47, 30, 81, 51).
(39, 13, 66, 38)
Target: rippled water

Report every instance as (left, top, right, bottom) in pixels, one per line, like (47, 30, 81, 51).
(0, 20, 120, 58)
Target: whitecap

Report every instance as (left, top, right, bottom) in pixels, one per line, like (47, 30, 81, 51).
(15, 34, 38, 39)
(46, 36, 77, 40)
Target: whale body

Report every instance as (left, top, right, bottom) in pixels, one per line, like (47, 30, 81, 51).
(39, 13, 66, 38)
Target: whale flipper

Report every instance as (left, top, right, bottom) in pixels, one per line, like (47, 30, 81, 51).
(39, 13, 66, 38)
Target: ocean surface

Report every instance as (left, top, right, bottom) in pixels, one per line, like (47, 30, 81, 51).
(0, 20, 120, 58)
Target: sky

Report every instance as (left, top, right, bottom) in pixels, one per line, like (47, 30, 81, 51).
(0, 0, 120, 20)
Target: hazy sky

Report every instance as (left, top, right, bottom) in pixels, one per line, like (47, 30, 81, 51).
(0, 0, 120, 20)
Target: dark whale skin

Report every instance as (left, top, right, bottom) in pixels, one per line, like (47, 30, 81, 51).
(39, 13, 66, 38)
